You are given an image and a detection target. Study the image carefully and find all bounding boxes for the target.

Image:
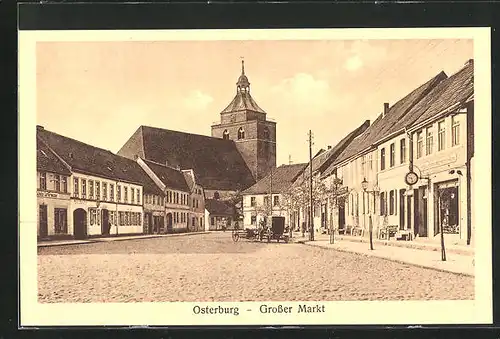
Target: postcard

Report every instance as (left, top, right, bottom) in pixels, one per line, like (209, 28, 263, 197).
(19, 27, 492, 326)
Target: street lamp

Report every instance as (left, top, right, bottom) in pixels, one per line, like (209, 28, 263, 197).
(361, 177, 374, 251)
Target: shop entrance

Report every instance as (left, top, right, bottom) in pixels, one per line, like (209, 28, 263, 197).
(39, 205, 48, 238)
(101, 209, 110, 235)
(435, 181, 460, 236)
(166, 213, 173, 233)
(73, 208, 87, 239)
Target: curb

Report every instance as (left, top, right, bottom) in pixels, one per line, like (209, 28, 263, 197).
(296, 240, 474, 278)
(37, 231, 210, 247)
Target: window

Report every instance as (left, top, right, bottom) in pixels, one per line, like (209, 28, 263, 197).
(380, 148, 386, 170)
(251, 197, 256, 207)
(361, 156, 366, 177)
(380, 192, 386, 216)
(211, 217, 215, 225)
(176, 192, 179, 204)
(368, 154, 373, 170)
(192, 198, 195, 207)
(137, 189, 140, 205)
(400, 139, 406, 164)
(73, 178, 79, 197)
(251, 215, 257, 225)
(89, 208, 97, 226)
(95, 181, 100, 200)
(110, 184, 114, 202)
(389, 143, 395, 167)
(223, 130, 229, 140)
(103, 182, 107, 201)
(263, 127, 270, 139)
(81, 179, 87, 199)
(54, 208, 68, 234)
(168, 191, 172, 203)
(61, 176, 68, 193)
(54, 175, 60, 192)
(264, 196, 269, 207)
(238, 127, 245, 140)
(131, 188, 135, 204)
(452, 116, 460, 146)
(117, 185, 121, 202)
(89, 180, 94, 199)
(109, 211, 115, 225)
(416, 131, 424, 158)
(119, 212, 124, 226)
(273, 196, 279, 206)
(39, 172, 47, 190)
(426, 127, 433, 155)
(196, 200, 199, 208)
(389, 190, 395, 215)
(438, 120, 446, 151)
(124, 187, 128, 203)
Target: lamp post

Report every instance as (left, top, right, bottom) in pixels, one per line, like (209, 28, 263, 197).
(361, 177, 374, 251)
(330, 177, 342, 245)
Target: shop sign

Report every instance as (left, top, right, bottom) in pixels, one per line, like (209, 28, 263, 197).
(37, 191, 67, 199)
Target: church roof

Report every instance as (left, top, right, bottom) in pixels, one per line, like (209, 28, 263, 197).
(117, 126, 256, 191)
(220, 91, 267, 114)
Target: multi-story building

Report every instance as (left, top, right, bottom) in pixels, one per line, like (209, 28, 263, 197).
(182, 169, 206, 232)
(320, 59, 474, 245)
(36, 136, 72, 239)
(37, 126, 148, 239)
(137, 158, 193, 233)
(242, 163, 307, 230)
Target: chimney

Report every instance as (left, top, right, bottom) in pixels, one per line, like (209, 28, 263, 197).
(383, 103, 389, 117)
(465, 59, 473, 67)
(327, 145, 332, 150)
(36, 125, 44, 130)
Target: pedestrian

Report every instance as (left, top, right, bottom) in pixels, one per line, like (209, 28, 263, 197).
(301, 221, 306, 238)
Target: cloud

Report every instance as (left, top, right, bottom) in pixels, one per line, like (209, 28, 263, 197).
(183, 90, 214, 110)
(344, 55, 363, 72)
(270, 73, 331, 112)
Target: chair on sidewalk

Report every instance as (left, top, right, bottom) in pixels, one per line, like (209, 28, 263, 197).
(378, 225, 399, 240)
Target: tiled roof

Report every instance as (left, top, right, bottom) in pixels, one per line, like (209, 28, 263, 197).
(182, 171, 195, 191)
(406, 61, 473, 129)
(298, 120, 371, 180)
(117, 126, 256, 191)
(36, 136, 72, 175)
(242, 163, 308, 195)
(220, 91, 266, 114)
(205, 198, 234, 216)
(141, 158, 190, 192)
(37, 128, 163, 195)
(330, 71, 448, 168)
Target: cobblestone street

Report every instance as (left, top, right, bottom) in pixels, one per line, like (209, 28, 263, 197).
(38, 233, 474, 303)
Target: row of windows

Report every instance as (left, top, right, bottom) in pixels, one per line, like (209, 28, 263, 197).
(73, 177, 141, 205)
(145, 193, 199, 208)
(88, 208, 142, 227)
(249, 196, 280, 207)
(379, 190, 398, 216)
(222, 127, 271, 140)
(39, 173, 69, 193)
(379, 116, 461, 171)
(173, 211, 189, 224)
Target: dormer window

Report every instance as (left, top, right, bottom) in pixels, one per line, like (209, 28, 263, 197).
(223, 130, 229, 140)
(238, 127, 245, 140)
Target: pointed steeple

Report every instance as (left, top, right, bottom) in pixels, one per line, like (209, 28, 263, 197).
(236, 58, 250, 93)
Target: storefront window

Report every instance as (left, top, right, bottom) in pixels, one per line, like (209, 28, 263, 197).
(389, 190, 395, 215)
(54, 208, 67, 234)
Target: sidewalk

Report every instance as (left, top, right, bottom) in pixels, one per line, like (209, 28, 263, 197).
(292, 234, 474, 277)
(37, 231, 210, 248)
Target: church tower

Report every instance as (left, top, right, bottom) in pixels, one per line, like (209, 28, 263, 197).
(211, 60, 276, 181)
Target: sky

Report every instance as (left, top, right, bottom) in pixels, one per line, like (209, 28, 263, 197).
(36, 39, 473, 166)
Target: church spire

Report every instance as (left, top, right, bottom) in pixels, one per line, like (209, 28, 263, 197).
(236, 58, 250, 93)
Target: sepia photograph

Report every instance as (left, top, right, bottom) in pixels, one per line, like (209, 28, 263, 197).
(19, 28, 492, 326)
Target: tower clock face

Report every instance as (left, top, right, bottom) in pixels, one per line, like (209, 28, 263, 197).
(404, 171, 419, 186)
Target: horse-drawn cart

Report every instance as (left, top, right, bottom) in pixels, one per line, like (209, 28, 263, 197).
(232, 216, 290, 243)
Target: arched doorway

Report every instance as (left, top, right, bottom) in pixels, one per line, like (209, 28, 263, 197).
(166, 213, 173, 233)
(73, 208, 87, 239)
